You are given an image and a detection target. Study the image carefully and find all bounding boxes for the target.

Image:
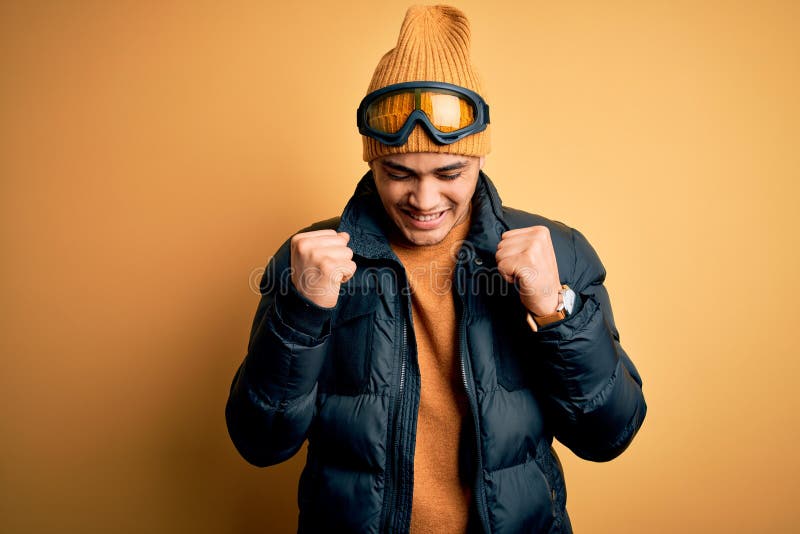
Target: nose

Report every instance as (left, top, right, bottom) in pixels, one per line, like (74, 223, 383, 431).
(409, 177, 441, 212)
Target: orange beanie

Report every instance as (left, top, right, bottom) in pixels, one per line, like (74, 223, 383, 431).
(361, 5, 491, 162)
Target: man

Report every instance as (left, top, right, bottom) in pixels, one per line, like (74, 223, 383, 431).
(225, 5, 646, 534)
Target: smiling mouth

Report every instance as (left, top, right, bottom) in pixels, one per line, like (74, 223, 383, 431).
(403, 209, 447, 222)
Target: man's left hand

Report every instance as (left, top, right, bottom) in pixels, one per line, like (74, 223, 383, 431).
(495, 225, 562, 316)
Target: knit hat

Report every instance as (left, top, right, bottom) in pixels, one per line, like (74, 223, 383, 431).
(362, 5, 491, 162)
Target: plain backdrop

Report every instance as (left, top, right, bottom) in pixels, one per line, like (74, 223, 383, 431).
(2, 1, 798, 532)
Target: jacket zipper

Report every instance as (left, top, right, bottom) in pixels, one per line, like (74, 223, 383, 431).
(381, 278, 409, 533)
(395, 320, 407, 530)
(538, 460, 557, 518)
(458, 295, 491, 533)
(540, 446, 558, 518)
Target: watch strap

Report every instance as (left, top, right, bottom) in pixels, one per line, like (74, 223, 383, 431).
(526, 309, 566, 332)
(526, 284, 571, 332)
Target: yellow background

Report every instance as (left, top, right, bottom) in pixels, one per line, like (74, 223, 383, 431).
(2, 1, 798, 532)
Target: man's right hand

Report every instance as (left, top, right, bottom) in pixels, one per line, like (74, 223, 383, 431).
(290, 230, 356, 308)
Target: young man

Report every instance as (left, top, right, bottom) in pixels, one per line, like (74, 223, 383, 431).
(225, 5, 646, 534)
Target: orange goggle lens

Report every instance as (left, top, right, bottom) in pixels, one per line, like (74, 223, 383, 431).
(365, 89, 476, 135)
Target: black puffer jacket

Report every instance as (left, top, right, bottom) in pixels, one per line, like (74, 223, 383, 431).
(226, 170, 647, 533)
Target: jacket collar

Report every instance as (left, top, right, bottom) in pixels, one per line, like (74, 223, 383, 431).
(336, 169, 510, 264)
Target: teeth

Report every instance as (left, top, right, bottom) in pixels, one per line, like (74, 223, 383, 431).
(409, 211, 443, 222)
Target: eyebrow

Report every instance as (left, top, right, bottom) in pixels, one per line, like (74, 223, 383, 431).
(381, 159, 469, 174)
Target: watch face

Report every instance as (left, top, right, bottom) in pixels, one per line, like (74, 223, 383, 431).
(563, 288, 576, 314)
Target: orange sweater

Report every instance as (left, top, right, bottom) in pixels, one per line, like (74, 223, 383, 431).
(388, 208, 474, 534)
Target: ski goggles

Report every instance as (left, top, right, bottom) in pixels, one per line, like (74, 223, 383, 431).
(356, 81, 490, 146)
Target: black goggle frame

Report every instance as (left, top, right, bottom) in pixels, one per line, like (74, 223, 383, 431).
(356, 81, 490, 146)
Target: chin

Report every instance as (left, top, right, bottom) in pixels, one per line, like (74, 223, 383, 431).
(402, 226, 448, 246)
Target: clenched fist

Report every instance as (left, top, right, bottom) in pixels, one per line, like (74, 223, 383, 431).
(290, 230, 357, 308)
(495, 225, 562, 317)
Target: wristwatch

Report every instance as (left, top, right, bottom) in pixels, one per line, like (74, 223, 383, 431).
(526, 284, 576, 332)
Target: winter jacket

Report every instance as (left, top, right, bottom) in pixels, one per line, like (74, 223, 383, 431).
(225, 170, 647, 533)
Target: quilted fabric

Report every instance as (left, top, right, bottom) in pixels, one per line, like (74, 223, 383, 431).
(225, 171, 647, 533)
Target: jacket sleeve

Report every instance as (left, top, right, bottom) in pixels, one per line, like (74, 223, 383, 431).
(528, 227, 647, 462)
(225, 236, 334, 467)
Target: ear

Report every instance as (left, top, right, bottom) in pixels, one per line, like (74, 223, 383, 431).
(479, 156, 485, 169)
